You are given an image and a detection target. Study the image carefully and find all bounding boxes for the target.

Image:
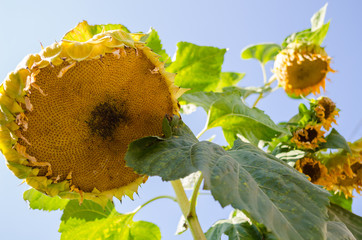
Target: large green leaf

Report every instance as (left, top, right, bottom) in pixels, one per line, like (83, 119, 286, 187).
(328, 203, 362, 240)
(311, 3, 328, 31)
(63, 21, 130, 42)
(141, 28, 171, 65)
(59, 199, 160, 240)
(241, 43, 281, 65)
(194, 139, 330, 240)
(205, 210, 262, 240)
(320, 128, 352, 153)
(181, 91, 289, 145)
(126, 116, 331, 240)
(209, 93, 289, 145)
(23, 188, 69, 211)
(166, 42, 226, 92)
(326, 221, 356, 240)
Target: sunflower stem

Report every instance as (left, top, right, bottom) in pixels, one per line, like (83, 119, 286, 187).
(261, 63, 267, 84)
(133, 195, 178, 214)
(189, 172, 204, 217)
(171, 180, 206, 240)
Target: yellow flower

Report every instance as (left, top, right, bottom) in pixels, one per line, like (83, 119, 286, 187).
(295, 157, 332, 186)
(273, 42, 335, 97)
(313, 97, 339, 131)
(291, 124, 326, 150)
(0, 21, 184, 206)
(323, 138, 362, 198)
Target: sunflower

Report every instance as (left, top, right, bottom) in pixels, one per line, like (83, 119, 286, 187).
(273, 42, 335, 97)
(323, 138, 362, 198)
(295, 157, 332, 186)
(0, 21, 184, 205)
(291, 124, 326, 150)
(313, 97, 339, 131)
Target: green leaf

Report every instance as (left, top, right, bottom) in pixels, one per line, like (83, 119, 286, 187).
(63, 21, 130, 42)
(206, 210, 262, 240)
(126, 117, 330, 240)
(181, 91, 289, 145)
(327, 221, 356, 240)
(328, 203, 362, 240)
(23, 188, 69, 211)
(241, 43, 281, 65)
(125, 115, 199, 181)
(193, 139, 330, 240)
(282, 22, 330, 47)
(328, 191, 352, 212)
(311, 3, 328, 31)
(60, 214, 160, 240)
(61, 199, 114, 222)
(166, 42, 226, 92)
(207, 93, 289, 145)
(141, 28, 171, 65)
(320, 128, 352, 153)
(215, 72, 245, 92)
(222, 85, 273, 99)
(59, 199, 160, 240)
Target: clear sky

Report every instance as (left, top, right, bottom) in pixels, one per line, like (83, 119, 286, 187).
(0, 0, 361, 239)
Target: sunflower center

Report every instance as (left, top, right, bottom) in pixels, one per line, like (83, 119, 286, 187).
(87, 102, 124, 139)
(303, 162, 321, 183)
(319, 98, 336, 119)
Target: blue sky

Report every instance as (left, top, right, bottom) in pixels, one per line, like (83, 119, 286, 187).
(0, 0, 361, 239)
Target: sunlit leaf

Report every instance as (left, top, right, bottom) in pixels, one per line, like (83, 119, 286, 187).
(320, 128, 352, 153)
(61, 199, 114, 222)
(166, 42, 226, 92)
(181, 91, 288, 145)
(311, 3, 328, 31)
(59, 199, 160, 240)
(328, 191, 352, 212)
(215, 72, 245, 92)
(141, 28, 171, 65)
(60, 214, 160, 240)
(23, 188, 69, 211)
(328, 203, 362, 240)
(126, 117, 331, 240)
(241, 43, 281, 65)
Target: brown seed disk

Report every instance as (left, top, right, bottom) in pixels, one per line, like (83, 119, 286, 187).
(19, 47, 175, 192)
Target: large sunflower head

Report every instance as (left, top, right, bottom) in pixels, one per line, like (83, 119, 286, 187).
(273, 42, 334, 97)
(291, 124, 326, 150)
(312, 97, 339, 131)
(0, 21, 184, 205)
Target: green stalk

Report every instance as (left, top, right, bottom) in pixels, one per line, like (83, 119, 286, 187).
(171, 180, 206, 240)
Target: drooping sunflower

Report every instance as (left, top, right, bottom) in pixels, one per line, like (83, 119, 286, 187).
(295, 157, 332, 186)
(312, 97, 339, 131)
(291, 124, 326, 150)
(0, 21, 184, 205)
(323, 138, 362, 198)
(273, 42, 335, 97)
